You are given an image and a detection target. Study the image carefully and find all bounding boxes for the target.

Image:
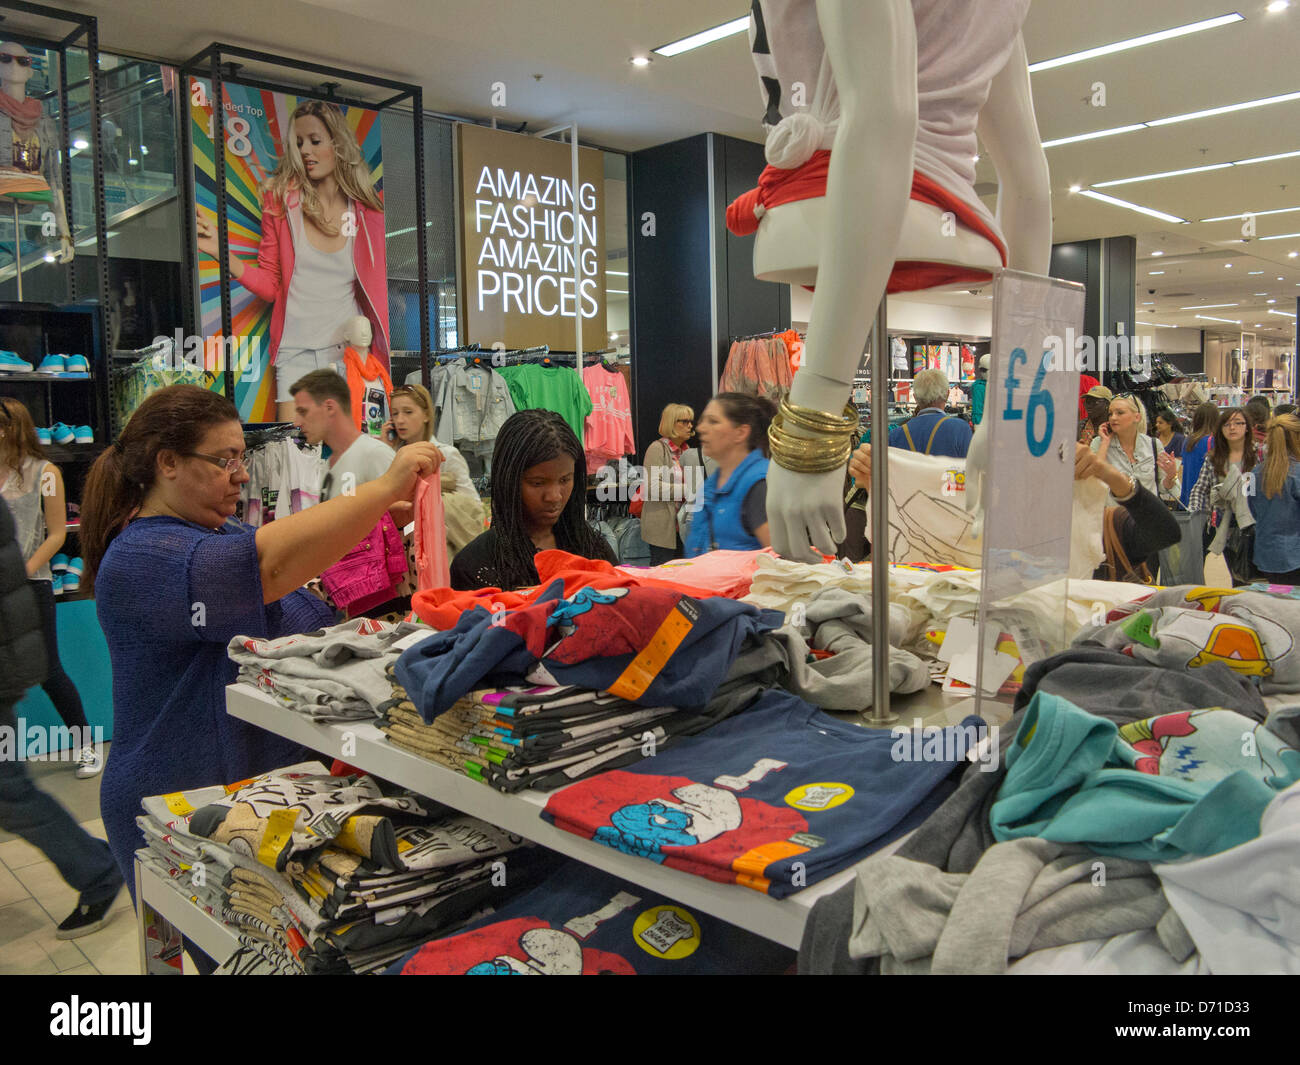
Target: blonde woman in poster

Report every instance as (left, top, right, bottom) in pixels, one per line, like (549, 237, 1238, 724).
(195, 99, 388, 420)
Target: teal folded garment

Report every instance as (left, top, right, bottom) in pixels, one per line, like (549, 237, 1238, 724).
(991, 693, 1300, 861)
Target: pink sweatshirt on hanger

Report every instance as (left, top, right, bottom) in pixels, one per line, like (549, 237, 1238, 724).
(582, 364, 635, 474)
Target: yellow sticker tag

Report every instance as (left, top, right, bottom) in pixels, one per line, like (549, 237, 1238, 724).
(784, 782, 855, 812)
(163, 792, 194, 816)
(632, 905, 701, 960)
(256, 808, 300, 868)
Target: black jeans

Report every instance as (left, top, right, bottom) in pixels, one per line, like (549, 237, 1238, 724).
(31, 578, 89, 731)
(0, 701, 121, 905)
(1260, 568, 1300, 585)
(648, 539, 680, 567)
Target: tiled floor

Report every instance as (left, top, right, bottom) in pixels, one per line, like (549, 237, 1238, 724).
(0, 744, 140, 976)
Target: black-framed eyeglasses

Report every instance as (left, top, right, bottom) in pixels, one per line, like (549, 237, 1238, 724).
(0, 54, 33, 67)
(188, 451, 249, 475)
(676, 418, 694, 424)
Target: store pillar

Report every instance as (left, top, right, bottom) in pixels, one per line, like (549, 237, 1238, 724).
(1049, 235, 1136, 389)
(629, 134, 790, 452)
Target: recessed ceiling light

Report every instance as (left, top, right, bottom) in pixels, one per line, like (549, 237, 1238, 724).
(1291, 251, 1299, 258)
(630, 55, 652, 67)
(1255, 292, 1269, 295)
(1142, 300, 1154, 304)
(1268, 299, 1278, 303)
(73, 138, 88, 150)
(1181, 303, 1239, 309)
(1249, 270, 1266, 274)
(1150, 270, 1165, 275)
(972, 154, 980, 163)
(1267, 1, 1290, 13)
(1080, 189, 1185, 223)
(1281, 277, 1287, 280)
(1027, 13, 1243, 72)
(1069, 184, 1082, 193)
(1151, 250, 1164, 256)
(1225, 263, 1233, 268)
(653, 16, 749, 57)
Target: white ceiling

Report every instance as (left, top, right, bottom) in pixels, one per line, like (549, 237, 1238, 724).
(47, 0, 1300, 341)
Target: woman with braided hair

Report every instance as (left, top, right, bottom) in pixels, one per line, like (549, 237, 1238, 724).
(449, 409, 616, 591)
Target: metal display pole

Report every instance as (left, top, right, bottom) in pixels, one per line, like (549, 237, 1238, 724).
(209, 52, 235, 398)
(865, 295, 896, 726)
(10, 200, 20, 300)
(571, 123, 582, 374)
(412, 89, 430, 387)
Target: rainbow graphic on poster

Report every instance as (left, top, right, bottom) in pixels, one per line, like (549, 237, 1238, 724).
(189, 79, 384, 421)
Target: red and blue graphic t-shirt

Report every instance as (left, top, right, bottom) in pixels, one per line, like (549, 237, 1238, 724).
(543, 691, 982, 897)
(384, 863, 794, 975)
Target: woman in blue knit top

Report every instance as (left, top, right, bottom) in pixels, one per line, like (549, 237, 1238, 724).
(80, 385, 441, 900)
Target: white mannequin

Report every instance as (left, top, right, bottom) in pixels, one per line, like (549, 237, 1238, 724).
(0, 42, 73, 264)
(753, 0, 1050, 560)
(343, 314, 372, 356)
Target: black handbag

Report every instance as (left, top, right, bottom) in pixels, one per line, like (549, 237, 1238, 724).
(1222, 518, 1260, 586)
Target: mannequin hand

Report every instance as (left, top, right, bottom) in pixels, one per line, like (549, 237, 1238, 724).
(381, 441, 442, 503)
(56, 237, 74, 264)
(765, 462, 847, 562)
(848, 442, 871, 493)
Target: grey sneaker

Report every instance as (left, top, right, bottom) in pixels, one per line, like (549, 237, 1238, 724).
(74, 746, 102, 779)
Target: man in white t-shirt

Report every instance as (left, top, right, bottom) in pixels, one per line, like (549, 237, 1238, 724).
(289, 369, 396, 504)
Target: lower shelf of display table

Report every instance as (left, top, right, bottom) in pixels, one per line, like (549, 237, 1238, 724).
(134, 856, 241, 969)
(226, 682, 863, 950)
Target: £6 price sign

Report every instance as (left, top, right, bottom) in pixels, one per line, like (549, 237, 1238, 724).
(980, 270, 1086, 601)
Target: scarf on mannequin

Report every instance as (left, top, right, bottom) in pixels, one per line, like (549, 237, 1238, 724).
(342, 345, 392, 433)
(0, 90, 43, 139)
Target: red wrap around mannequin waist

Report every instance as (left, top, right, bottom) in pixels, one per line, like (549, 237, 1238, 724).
(725, 150, 1007, 294)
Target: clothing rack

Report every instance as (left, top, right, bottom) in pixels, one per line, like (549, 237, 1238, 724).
(242, 421, 305, 448)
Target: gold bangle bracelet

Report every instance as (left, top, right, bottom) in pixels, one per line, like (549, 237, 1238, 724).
(778, 399, 859, 435)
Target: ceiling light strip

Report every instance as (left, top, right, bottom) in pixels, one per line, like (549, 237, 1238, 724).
(1094, 163, 1231, 188)
(1079, 190, 1186, 224)
(1027, 13, 1244, 73)
(653, 16, 750, 57)
(1202, 205, 1300, 223)
(1196, 314, 1243, 324)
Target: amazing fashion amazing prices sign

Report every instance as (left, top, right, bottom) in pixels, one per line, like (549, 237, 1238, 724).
(458, 123, 606, 350)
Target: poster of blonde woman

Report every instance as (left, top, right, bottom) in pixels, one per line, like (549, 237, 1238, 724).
(190, 82, 388, 421)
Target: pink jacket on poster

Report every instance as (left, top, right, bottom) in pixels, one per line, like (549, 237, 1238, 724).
(238, 187, 390, 366)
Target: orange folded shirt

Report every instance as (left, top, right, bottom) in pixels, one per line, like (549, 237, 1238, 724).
(411, 549, 725, 630)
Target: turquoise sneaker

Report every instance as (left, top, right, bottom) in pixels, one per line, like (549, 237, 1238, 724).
(0, 350, 34, 373)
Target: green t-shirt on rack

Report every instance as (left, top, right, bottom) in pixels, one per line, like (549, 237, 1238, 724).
(495, 363, 593, 440)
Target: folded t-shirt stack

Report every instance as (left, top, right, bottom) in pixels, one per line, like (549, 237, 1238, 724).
(542, 690, 981, 898)
(381, 647, 783, 792)
(385, 862, 795, 975)
(136, 762, 554, 973)
(396, 578, 783, 721)
(228, 618, 431, 722)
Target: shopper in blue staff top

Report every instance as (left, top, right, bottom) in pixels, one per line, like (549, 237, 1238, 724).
(79, 384, 441, 901)
(685, 392, 773, 556)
